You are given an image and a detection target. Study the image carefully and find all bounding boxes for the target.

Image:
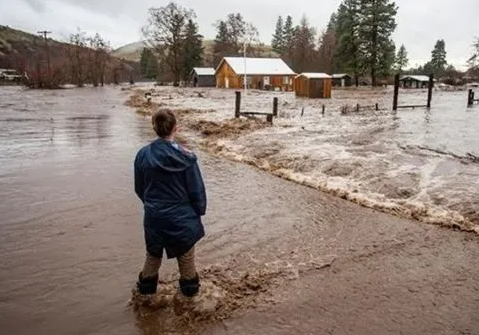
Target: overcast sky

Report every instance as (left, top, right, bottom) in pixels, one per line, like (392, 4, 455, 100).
(1, 0, 477, 69)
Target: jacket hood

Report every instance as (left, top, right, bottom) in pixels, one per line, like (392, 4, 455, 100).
(145, 138, 197, 172)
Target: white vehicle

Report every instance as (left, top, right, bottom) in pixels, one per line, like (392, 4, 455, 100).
(0, 69, 23, 81)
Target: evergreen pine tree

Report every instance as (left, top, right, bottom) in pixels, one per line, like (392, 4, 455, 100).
(357, 0, 398, 86)
(282, 15, 295, 63)
(430, 39, 447, 76)
(335, 0, 363, 85)
(395, 44, 409, 73)
(318, 12, 339, 73)
(213, 20, 235, 67)
(139, 48, 159, 79)
(271, 16, 285, 54)
(140, 47, 150, 78)
(290, 15, 317, 73)
(182, 19, 204, 82)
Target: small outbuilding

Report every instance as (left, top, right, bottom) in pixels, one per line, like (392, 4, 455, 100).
(190, 67, 216, 87)
(332, 73, 353, 87)
(294, 73, 332, 99)
(399, 75, 435, 89)
(215, 57, 296, 91)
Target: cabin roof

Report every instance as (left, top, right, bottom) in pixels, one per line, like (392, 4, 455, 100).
(192, 67, 215, 76)
(217, 57, 296, 76)
(400, 75, 432, 82)
(332, 73, 350, 79)
(297, 72, 332, 79)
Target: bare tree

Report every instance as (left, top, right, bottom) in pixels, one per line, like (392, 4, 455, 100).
(212, 13, 260, 64)
(142, 1, 195, 85)
(67, 28, 88, 87)
(87, 33, 110, 86)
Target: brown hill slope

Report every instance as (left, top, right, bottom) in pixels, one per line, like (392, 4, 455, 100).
(0, 25, 140, 86)
(112, 39, 278, 64)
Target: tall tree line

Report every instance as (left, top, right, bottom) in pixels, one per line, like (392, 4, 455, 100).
(270, 0, 398, 85)
(271, 15, 320, 73)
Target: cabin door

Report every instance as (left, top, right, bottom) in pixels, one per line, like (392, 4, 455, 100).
(225, 77, 229, 88)
(263, 76, 270, 87)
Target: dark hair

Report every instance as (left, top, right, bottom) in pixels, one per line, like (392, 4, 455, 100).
(152, 109, 177, 138)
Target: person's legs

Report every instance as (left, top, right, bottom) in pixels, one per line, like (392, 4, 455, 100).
(177, 246, 200, 297)
(136, 252, 162, 295)
(141, 252, 162, 278)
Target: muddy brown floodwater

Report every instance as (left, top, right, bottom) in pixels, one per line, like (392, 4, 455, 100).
(1, 85, 478, 335)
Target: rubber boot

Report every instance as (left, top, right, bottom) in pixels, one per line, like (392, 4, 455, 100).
(136, 272, 159, 295)
(178, 273, 200, 297)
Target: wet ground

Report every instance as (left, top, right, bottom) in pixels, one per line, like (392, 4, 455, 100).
(1, 86, 478, 335)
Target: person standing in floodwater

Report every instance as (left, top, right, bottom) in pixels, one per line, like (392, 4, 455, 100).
(133, 109, 207, 297)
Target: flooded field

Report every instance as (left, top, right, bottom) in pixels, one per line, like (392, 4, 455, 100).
(1, 85, 479, 335)
(129, 85, 479, 233)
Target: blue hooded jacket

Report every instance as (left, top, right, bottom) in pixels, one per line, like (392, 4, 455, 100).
(134, 138, 206, 259)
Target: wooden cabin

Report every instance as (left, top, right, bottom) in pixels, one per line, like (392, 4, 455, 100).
(294, 73, 332, 99)
(215, 57, 296, 91)
(399, 75, 435, 89)
(332, 73, 353, 87)
(190, 67, 216, 87)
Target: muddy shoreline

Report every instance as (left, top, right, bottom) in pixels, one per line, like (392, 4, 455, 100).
(124, 86, 479, 234)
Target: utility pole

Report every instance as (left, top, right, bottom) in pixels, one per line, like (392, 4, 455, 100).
(38, 30, 52, 78)
(243, 39, 247, 96)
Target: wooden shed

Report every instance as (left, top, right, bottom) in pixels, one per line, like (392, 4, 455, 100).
(399, 75, 435, 89)
(294, 73, 332, 99)
(190, 67, 216, 87)
(332, 73, 353, 87)
(215, 57, 296, 91)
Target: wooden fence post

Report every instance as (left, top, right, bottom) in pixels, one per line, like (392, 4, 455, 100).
(393, 73, 400, 111)
(272, 97, 278, 117)
(266, 114, 273, 124)
(322, 105, 325, 115)
(427, 74, 434, 108)
(468, 89, 474, 106)
(375, 103, 379, 111)
(235, 91, 241, 118)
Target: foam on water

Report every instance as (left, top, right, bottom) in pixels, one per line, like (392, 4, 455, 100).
(126, 86, 479, 233)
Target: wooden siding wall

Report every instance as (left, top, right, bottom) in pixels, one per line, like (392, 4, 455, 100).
(215, 60, 295, 90)
(295, 77, 332, 99)
(193, 74, 216, 87)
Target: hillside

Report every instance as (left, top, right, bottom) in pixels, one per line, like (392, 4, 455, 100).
(0, 25, 140, 85)
(112, 39, 278, 64)
(111, 41, 146, 62)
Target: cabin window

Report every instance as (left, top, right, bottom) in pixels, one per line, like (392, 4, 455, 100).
(283, 76, 289, 84)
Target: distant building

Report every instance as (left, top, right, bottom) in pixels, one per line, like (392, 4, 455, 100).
(399, 75, 435, 88)
(294, 73, 332, 99)
(215, 57, 296, 91)
(332, 74, 353, 87)
(189, 67, 216, 87)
